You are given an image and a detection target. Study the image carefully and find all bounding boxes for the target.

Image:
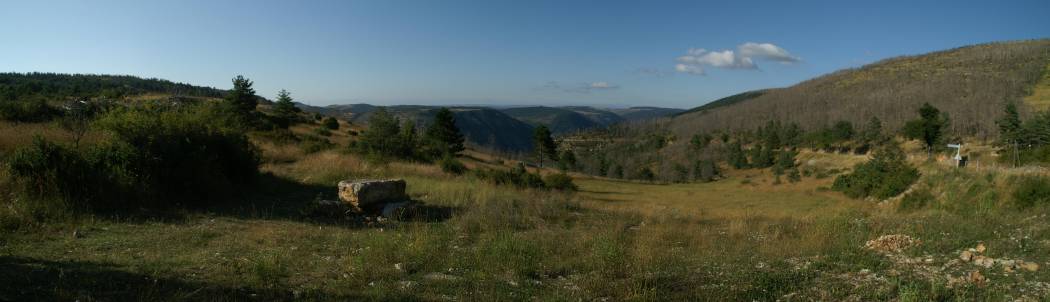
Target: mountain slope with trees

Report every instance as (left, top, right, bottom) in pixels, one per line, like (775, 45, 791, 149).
(671, 40, 1050, 139)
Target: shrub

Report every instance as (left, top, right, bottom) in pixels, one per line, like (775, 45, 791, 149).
(439, 155, 467, 175)
(300, 135, 334, 154)
(832, 144, 919, 199)
(543, 173, 577, 191)
(898, 189, 934, 212)
(7, 103, 258, 212)
(313, 127, 332, 137)
(0, 99, 60, 122)
(1012, 176, 1050, 209)
(472, 165, 546, 189)
(323, 117, 339, 130)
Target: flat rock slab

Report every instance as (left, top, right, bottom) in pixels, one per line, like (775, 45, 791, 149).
(338, 179, 408, 210)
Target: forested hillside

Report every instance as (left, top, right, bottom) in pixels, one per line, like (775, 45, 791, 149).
(612, 106, 685, 121)
(0, 72, 226, 100)
(567, 40, 1050, 182)
(500, 106, 613, 135)
(672, 40, 1050, 139)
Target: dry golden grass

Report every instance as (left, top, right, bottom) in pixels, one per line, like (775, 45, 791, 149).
(575, 172, 861, 220)
(1024, 63, 1050, 112)
(0, 121, 109, 154)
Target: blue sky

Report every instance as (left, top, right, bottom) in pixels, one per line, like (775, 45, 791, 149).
(1, 0, 1047, 108)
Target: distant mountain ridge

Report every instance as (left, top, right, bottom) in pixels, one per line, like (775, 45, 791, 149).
(297, 103, 683, 151)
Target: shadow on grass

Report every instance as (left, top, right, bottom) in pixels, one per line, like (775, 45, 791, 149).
(207, 172, 458, 227)
(0, 256, 362, 301)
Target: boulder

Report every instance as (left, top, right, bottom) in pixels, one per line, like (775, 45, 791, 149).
(338, 179, 408, 211)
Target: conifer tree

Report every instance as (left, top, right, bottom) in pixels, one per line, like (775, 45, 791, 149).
(424, 108, 465, 157)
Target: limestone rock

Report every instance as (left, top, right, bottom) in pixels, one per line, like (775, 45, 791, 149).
(864, 234, 920, 253)
(338, 179, 408, 210)
(1020, 262, 1039, 272)
(423, 272, 461, 282)
(968, 271, 986, 286)
(973, 256, 994, 268)
(959, 250, 973, 262)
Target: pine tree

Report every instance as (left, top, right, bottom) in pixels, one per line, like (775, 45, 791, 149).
(862, 116, 883, 144)
(225, 75, 257, 123)
(557, 150, 577, 171)
(399, 119, 418, 158)
(727, 141, 749, 169)
(532, 125, 557, 167)
(903, 103, 949, 157)
(424, 107, 465, 157)
(997, 102, 1023, 167)
(358, 108, 402, 158)
(273, 89, 298, 116)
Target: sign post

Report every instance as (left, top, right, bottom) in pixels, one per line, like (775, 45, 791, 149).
(947, 144, 963, 167)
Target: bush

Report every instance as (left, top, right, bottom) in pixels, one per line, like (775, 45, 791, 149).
(439, 155, 467, 175)
(300, 135, 334, 154)
(472, 165, 546, 189)
(313, 127, 332, 137)
(6, 103, 259, 212)
(323, 117, 339, 130)
(1012, 176, 1050, 209)
(832, 144, 919, 199)
(0, 99, 61, 122)
(543, 173, 577, 191)
(898, 189, 934, 212)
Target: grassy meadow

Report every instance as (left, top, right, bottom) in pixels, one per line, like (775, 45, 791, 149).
(2, 124, 1050, 301)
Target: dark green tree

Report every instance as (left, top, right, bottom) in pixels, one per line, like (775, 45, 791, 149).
(424, 108, 465, 157)
(862, 116, 884, 144)
(225, 75, 257, 123)
(635, 167, 655, 182)
(782, 122, 802, 147)
(831, 120, 855, 141)
(609, 164, 623, 179)
(323, 117, 339, 130)
(727, 141, 749, 169)
(902, 103, 949, 157)
(751, 145, 774, 168)
(358, 108, 403, 158)
(532, 125, 557, 167)
(399, 119, 419, 157)
(557, 149, 577, 171)
(693, 159, 719, 182)
(997, 102, 1024, 167)
(690, 133, 712, 150)
(272, 89, 297, 128)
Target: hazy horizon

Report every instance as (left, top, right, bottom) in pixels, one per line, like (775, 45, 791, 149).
(2, 0, 1048, 108)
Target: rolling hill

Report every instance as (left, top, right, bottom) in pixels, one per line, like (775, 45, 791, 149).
(297, 104, 535, 153)
(670, 40, 1050, 140)
(0, 72, 227, 101)
(500, 106, 614, 135)
(612, 106, 686, 121)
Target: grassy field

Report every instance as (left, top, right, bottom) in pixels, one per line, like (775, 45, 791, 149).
(3, 134, 1050, 301)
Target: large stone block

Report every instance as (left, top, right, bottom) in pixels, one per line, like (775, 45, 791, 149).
(338, 179, 408, 210)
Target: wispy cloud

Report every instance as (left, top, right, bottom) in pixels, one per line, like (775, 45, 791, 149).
(675, 42, 800, 75)
(539, 81, 620, 93)
(632, 67, 674, 77)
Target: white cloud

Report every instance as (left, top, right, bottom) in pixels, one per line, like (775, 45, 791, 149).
(588, 82, 616, 89)
(674, 63, 704, 75)
(675, 42, 800, 75)
(738, 42, 800, 63)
